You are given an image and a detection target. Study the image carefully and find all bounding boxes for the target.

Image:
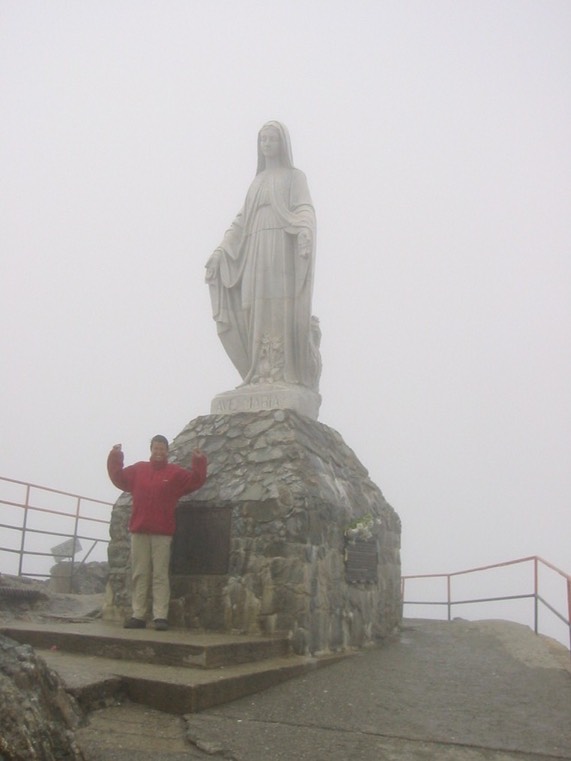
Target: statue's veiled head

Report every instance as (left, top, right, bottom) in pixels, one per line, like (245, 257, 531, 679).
(256, 121, 294, 173)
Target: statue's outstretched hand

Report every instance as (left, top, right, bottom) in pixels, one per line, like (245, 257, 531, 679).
(297, 229, 312, 259)
(205, 250, 221, 282)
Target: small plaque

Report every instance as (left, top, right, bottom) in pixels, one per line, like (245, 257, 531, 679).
(171, 505, 231, 575)
(345, 539, 378, 584)
(51, 538, 82, 563)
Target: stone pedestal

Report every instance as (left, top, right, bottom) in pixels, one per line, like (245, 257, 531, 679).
(103, 410, 402, 655)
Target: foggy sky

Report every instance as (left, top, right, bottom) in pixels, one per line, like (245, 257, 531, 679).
(1, 1, 570, 584)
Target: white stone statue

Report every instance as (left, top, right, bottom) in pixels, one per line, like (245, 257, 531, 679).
(205, 121, 321, 408)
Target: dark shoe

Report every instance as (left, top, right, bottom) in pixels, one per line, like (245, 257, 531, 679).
(154, 619, 169, 631)
(123, 617, 146, 629)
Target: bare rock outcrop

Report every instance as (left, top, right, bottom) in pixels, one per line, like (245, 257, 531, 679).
(0, 633, 85, 760)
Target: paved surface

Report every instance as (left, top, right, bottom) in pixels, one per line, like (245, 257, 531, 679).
(76, 618, 571, 761)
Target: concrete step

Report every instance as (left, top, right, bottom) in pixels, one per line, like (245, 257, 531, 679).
(0, 619, 349, 715)
(0, 620, 290, 668)
(37, 646, 344, 714)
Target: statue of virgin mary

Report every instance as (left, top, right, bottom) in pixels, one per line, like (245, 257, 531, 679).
(205, 121, 321, 395)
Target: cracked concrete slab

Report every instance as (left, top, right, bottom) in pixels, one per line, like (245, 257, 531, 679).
(75, 619, 571, 761)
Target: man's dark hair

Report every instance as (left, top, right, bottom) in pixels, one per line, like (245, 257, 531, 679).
(150, 434, 169, 448)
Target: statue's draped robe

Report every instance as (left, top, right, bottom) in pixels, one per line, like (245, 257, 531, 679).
(208, 167, 317, 388)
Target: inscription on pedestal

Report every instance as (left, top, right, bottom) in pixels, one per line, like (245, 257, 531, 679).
(212, 393, 280, 413)
(171, 505, 231, 575)
(210, 383, 321, 420)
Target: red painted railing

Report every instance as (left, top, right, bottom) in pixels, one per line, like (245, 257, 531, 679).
(0, 476, 113, 590)
(401, 556, 571, 654)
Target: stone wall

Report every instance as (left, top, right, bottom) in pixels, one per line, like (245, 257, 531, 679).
(104, 411, 402, 655)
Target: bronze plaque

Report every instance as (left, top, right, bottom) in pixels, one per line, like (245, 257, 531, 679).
(345, 540, 378, 584)
(171, 505, 231, 575)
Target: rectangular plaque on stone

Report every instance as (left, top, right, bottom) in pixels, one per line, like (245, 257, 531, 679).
(345, 540, 378, 584)
(171, 505, 231, 575)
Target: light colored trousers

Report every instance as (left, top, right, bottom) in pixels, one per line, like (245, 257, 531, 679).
(130, 533, 173, 621)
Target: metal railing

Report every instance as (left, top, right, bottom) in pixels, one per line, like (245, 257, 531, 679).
(401, 555, 571, 654)
(2, 474, 569, 653)
(0, 476, 113, 592)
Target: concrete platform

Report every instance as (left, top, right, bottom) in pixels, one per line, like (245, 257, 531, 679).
(2, 615, 570, 760)
(74, 619, 571, 761)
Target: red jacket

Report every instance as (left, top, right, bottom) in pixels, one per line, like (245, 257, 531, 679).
(107, 449, 207, 535)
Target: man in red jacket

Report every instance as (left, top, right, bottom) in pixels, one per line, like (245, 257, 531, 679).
(107, 435, 207, 631)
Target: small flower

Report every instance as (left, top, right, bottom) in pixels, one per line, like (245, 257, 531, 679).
(344, 513, 381, 544)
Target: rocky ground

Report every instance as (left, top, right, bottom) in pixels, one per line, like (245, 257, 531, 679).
(0, 573, 105, 761)
(0, 576, 104, 625)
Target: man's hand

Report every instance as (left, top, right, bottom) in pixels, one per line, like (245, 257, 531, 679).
(297, 229, 312, 259)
